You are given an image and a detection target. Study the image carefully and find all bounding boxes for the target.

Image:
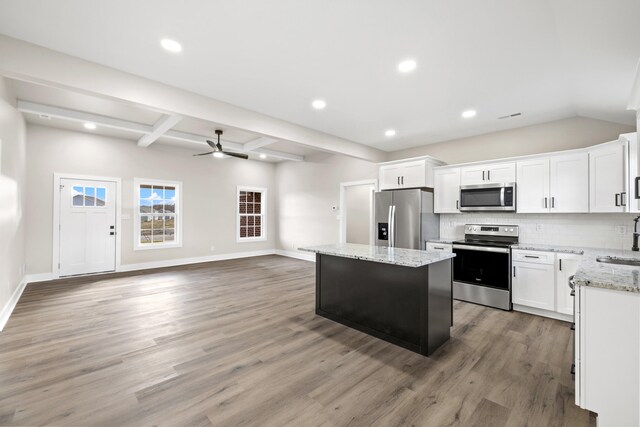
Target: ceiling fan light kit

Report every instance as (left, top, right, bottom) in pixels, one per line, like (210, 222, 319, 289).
(193, 129, 249, 160)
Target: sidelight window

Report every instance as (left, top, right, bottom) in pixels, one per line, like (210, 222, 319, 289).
(134, 178, 182, 250)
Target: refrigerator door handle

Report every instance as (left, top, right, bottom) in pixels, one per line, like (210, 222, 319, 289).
(387, 205, 393, 247)
(390, 205, 396, 247)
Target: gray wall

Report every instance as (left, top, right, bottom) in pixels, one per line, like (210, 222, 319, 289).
(0, 76, 27, 315)
(345, 184, 372, 245)
(388, 117, 635, 164)
(25, 125, 277, 274)
(275, 153, 378, 253)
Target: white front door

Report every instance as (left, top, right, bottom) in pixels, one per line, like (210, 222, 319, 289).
(59, 178, 117, 276)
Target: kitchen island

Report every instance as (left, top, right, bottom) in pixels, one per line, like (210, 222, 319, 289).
(300, 243, 455, 356)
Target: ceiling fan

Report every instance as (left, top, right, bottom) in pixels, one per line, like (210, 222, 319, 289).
(193, 129, 248, 159)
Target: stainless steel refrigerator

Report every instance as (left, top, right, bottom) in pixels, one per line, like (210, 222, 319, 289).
(374, 188, 440, 250)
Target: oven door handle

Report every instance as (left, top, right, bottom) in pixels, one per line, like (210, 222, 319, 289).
(452, 244, 510, 254)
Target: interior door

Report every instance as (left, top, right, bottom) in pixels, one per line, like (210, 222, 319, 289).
(59, 178, 117, 276)
(392, 189, 421, 250)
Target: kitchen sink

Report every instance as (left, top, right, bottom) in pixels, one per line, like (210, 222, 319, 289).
(596, 256, 640, 267)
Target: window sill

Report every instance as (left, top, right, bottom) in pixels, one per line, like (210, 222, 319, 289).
(134, 242, 183, 251)
(237, 237, 268, 243)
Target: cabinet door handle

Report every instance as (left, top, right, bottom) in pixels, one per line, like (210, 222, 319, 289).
(456, 200, 459, 210)
(397, 176, 400, 185)
(487, 170, 491, 181)
(513, 266, 516, 277)
(524, 255, 540, 259)
(433, 246, 445, 250)
(401, 176, 404, 185)
(615, 193, 620, 207)
(621, 192, 627, 207)
(544, 197, 548, 208)
(551, 197, 555, 208)
(559, 259, 562, 271)
(482, 170, 485, 181)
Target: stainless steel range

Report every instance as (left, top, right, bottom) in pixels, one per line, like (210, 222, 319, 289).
(452, 224, 519, 310)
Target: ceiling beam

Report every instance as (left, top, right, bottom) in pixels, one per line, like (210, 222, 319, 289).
(0, 35, 384, 162)
(137, 114, 182, 147)
(16, 100, 303, 161)
(252, 147, 303, 162)
(242, 136, 278, 152)
(17, 100, 151, 134)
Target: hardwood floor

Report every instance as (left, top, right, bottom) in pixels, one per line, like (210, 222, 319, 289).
(0, 255, 594, 426)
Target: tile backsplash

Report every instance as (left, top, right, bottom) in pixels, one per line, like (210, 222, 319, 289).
(440, 213, 638, 250)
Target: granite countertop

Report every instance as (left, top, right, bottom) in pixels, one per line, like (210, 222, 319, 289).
(511, 243, 584, 255)
(427, 239, 455, 245)
(573, 248, 640, 293)
(299, 243, 456, 268)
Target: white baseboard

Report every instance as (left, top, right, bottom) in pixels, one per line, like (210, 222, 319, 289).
(513, 304, 573, 323)
(275, 249, 316, 262)
(119, 249, 278, 272)
(0, 276, 28, 332)
(23, 272, 58, 284)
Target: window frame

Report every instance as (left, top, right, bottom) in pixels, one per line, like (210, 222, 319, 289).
(133, 177, 183, 251)
(236, 186, 267, 243)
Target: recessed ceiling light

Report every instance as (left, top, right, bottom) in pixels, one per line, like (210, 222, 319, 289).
(461, 110, 477, 119)
(84, 122, 97, 130)
(160, 38, 182, 53)
(385, 129, 396, 137)
(397, 59, 417, 73)
(213, 152, 224, 158)
(259, 153, 267, 159)
(312, 99, 326, 110)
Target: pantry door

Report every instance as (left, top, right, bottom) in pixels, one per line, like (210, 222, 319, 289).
(58, 178, 117, 276)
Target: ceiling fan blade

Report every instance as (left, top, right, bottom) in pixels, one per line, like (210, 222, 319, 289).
(205, 139, 217, 149)
(222, 151, 249, 160)
(193, 151, 215, 156)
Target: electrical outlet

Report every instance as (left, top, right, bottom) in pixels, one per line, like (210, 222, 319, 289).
(615, 225, 627, 235)
(536, 224, 543, 232)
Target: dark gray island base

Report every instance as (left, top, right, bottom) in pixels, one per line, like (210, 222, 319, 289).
(301, 244, 455, 356)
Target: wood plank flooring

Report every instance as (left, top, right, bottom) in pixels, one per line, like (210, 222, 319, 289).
(0, 255, 595, 426)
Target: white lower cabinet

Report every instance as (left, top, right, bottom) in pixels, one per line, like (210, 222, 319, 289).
(512, 249, 580, 320)
(512, 255, 556, 311)
(576, 285, 640, 426)
(426, 242, 452, 253)
(555, 253, 581, 315)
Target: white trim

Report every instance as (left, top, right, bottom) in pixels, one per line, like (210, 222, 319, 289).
(339, 179, 378, 244)
(242, 136, 278, 152)
(513, 304, 573, 323)
(24, 249, 314, 285)
(275, 249, 316, 262)
(53, 173, 122, 279)
(236, 186, 268, 243)
(119, 249, 276, 272)
(133, 177, 183, 251)
(137, 114, 183, 147)
(0, 277, 28, 332)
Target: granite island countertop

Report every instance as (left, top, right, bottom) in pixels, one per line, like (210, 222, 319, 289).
(299, 243, 455, 268)
(510, 243, 585, 255)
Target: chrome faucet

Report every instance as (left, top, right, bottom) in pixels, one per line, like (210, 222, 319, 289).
(633, 215, 640, 252)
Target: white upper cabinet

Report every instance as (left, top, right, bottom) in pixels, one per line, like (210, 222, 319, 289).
(550, 152, 589, 213)
(517, 158, 550, 213)
(460, 162, 515, 185)
(517, 153, 589, 214)
(589, 140, 627, 212)
(434, 168, 461, 213)
(379, 158, 442, 190)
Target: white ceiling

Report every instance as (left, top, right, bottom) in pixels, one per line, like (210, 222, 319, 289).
(0, 0, 638, 152)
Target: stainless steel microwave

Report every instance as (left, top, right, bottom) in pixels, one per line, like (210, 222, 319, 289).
(459, 183, 516, 212)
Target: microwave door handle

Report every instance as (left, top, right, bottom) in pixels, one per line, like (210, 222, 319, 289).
(500, 187, 505, 206)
